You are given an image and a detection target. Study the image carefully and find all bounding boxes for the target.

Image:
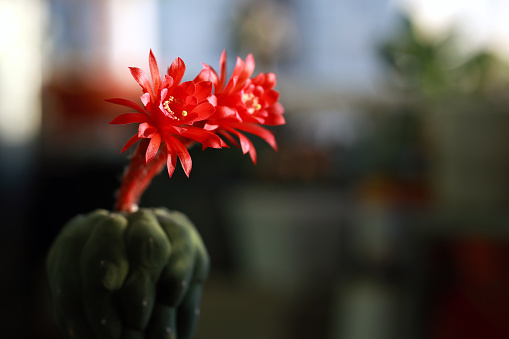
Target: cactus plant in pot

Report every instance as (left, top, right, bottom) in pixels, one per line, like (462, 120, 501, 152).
(46, 50, 285, 339)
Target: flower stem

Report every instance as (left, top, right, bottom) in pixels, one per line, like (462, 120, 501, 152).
(114, 139, 167, 213)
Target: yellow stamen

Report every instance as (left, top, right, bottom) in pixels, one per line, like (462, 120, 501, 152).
(242, 92, 262, 114)
(162, 96, 186, 120)
(163, 100, 172, 114)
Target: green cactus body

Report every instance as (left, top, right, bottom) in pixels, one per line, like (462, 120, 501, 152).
(46, 208, 209, 339)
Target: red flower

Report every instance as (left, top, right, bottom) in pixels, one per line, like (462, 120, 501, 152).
(107, 50, 223, 177)
(203, 50, 285, 163)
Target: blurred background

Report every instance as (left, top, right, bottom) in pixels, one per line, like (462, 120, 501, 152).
(2, 0, 509, 338)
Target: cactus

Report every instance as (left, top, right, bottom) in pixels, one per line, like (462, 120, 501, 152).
(46, 208, 209, 339)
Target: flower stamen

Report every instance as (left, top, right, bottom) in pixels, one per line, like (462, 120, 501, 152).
(163, 96, 186, 120)
(242, 92, 262, 114)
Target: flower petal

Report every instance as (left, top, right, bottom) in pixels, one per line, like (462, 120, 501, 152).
(106, 98, 148, 115)
(180, 81, 196, 96)
(180, 126, 223, 149)
(193, 68, 210, 83)
(214, 105, 241, 120)
(263, 89, 280, 105)
(121, 133, 140, 153)
(185, 95, 198, 107)
(218, 129, 240, 148)
(236, 130, 257, 164)
(189, 102, 215, 121)
(109, 113, 149, 125)
(265, 72, 277, 88)
(194, 81, 213, 102)
(149, 50, 161, 94)
(219, 49, 227, 90)
(237, 54, 255, 88)
(145, 133, 161, 163)
(166, 137, 192, 177)
(160, 75, 174, 89)
(138, 122, 157, 138)
(168, 57, 185, 87)
(129, 67, 154, 98)
(174, 141, 192, 177)
(140, 92, 151, 107)
(223, 75, 238, 95)
(165, 139, 177, 177)
(264, 103, 286, 125)
(203, 63, 220, 91)
(230, 122, 277, 150)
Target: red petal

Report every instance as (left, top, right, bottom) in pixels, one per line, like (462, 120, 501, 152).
(109, 113, 149, 125)
(218, 129, 240, 148)
(219, 50, 227, 90)
(231, 56, 245, 79)
(185, 95, 198, 107)
(189, 102, 215, 121)
(194, 68, 210, 82)
(236, 130, 257, 164)
(138, 122, 157, 138)
(167, 137, 192, 177)
(168, 57, 185, 87)
(203, 63, 220, 91)
(264, 103, 286, 125)
(180, 126, 223, 149)
(180, 81, 195, 96)
(194, 81, 213, 102)
(149, 50, 161, 94)
(161, 75, 174, 89)
(176, 144, 192, 177)
(265, 72, 277, 88)
(264, 89, 280, 105)
(145, 133, 161, 163)
(106, 98, 148, 115)
(214, 105, 240, 120)
(223, 75, 238, 95)
(238, 54, 255, 87)
(165, 140, 177, 177)
(140, 92, 151, 107)
(230, 122, 277, 150)
(129, 67, 154, 98)
(250, 73, 265, 86)
(121, 133, 140, 153)
(207, 94, 217, 106)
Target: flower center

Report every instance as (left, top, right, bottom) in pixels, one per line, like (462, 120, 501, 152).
(242, 92, 262, 114)
(163, 96, 188, 120)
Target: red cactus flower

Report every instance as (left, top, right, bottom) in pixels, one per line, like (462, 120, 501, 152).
(203, 50, 285, 163)
(108, 50, 223, 177)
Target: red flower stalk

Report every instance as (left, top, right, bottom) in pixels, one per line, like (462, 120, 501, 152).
(202, 50, 285, 163)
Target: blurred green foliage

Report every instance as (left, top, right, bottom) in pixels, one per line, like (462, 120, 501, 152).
(380, 15, 509, 105)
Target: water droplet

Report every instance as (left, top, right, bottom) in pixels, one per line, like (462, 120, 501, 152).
(166, 327, 172, 334)
(101, 318, 106, 325)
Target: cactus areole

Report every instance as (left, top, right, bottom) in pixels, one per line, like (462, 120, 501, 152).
(46, 50, 285, 339)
